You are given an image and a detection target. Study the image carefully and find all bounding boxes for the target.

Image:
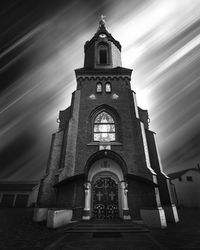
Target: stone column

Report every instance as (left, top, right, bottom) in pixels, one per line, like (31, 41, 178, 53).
(120, 181, 131, 220)
(82, 182, 91, 220)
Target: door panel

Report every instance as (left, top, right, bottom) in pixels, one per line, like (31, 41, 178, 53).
(93, 177, 119, 219)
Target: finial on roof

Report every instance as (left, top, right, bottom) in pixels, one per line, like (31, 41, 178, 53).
(99, 14, 106, 27)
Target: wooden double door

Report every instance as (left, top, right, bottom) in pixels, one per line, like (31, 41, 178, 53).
(93, 177, 119, 219)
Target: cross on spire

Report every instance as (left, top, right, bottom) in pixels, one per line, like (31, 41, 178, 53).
(99, 14, 106, 27)
(101, 14, 106, 22)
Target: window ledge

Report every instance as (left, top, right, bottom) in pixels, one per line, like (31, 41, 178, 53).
(87, 142, 122, 146)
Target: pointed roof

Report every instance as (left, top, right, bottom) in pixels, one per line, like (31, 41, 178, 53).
(84, 16, 121, 52)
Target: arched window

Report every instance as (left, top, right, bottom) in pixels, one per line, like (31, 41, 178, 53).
(94, 111, 116, 142)
(98, 45, 108, 64)
(96, 82, 102, 93)
(105, 82, 111, 92)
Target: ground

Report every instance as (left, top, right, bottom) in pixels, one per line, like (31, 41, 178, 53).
(0, 208, 199, 249)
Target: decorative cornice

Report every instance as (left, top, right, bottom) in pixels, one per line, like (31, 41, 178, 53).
(75, 67, 132, 74)
(76, 75, 131, 82)
(75, 67, 132, 81)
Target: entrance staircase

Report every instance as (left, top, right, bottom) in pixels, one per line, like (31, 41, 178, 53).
(62, 219, 149, 234)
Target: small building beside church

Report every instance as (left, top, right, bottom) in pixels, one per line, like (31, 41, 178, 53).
(0, 181, 39, 208)
(169, 168, 200, 208)
(34, 17, 179, 228)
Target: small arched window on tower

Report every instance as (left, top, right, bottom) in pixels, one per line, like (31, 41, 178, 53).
(94, 111, 116, 142)
(105, 82, 111, 93)
(98, 44, 108, 64)
(96, 82, 102, 93)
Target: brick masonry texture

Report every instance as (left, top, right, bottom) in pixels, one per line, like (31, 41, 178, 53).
(36, 23, 176, 221)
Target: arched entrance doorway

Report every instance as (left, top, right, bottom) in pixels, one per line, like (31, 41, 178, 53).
(82, 154, 131, 220)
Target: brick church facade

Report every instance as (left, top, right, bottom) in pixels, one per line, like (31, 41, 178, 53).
(35, 17, 179, 228)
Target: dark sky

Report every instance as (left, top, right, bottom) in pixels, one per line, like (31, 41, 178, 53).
(0, 0, 200, 181)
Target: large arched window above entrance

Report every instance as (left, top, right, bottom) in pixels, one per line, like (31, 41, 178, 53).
(94, 111, 116, 142)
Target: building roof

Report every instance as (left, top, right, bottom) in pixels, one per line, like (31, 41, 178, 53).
(168, 168, 200, 180)
(0, 180, 39, 191)
(84, 18, 121, 52)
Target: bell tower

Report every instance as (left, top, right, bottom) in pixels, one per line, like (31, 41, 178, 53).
(84, 15, 122, 69)
(34, 17, 179, 228)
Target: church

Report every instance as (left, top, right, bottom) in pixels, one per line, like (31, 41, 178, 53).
(34, 17, 179, 228)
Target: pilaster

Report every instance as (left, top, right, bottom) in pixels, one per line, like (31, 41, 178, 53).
(120, 181, 131, 220)
(82, 182, 92, 220)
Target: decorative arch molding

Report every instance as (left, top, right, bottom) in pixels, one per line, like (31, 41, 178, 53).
(84, 150, 127, 180)
(92, 171, 120, 184)
(96, 42, 110, 65)
(88, 161, 124, 184)
(89, 104, 120, 121)
(76, 76, 130, 90)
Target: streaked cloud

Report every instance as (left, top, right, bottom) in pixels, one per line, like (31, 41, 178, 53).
(0, 0, 199, 179)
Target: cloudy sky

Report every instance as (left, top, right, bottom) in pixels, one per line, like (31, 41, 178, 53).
(0, 0, 200, 181)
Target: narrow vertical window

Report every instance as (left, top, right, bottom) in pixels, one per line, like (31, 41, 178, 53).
(98, 45, 108, 64)
(105, 82, 111, 92)
(96, 83, 102, 93)
(94, 111, 116, 142)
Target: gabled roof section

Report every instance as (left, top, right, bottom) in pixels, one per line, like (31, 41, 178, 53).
(84, 17, 121, 52)
(0, 180, 39, 191)
(168, 168, 200, 180)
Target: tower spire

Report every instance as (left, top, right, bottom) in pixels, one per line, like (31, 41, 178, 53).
(84, 15, 122, 68)
(99, 14, 106, 28)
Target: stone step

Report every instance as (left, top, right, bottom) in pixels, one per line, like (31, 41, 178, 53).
(76, 224, 140, 227)
(63, 222, 149, 233)
(71, 226, 144, 230)
(67, 227, 144, 230)
(65, 228, 149, 233)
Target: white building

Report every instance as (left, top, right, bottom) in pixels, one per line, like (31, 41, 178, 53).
(169, 168, 200, 208)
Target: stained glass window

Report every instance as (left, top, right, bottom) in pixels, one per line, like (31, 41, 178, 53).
(97, 83, 102, 92)
(105, 82, 111, 92)
(94, 112, 116, 142)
